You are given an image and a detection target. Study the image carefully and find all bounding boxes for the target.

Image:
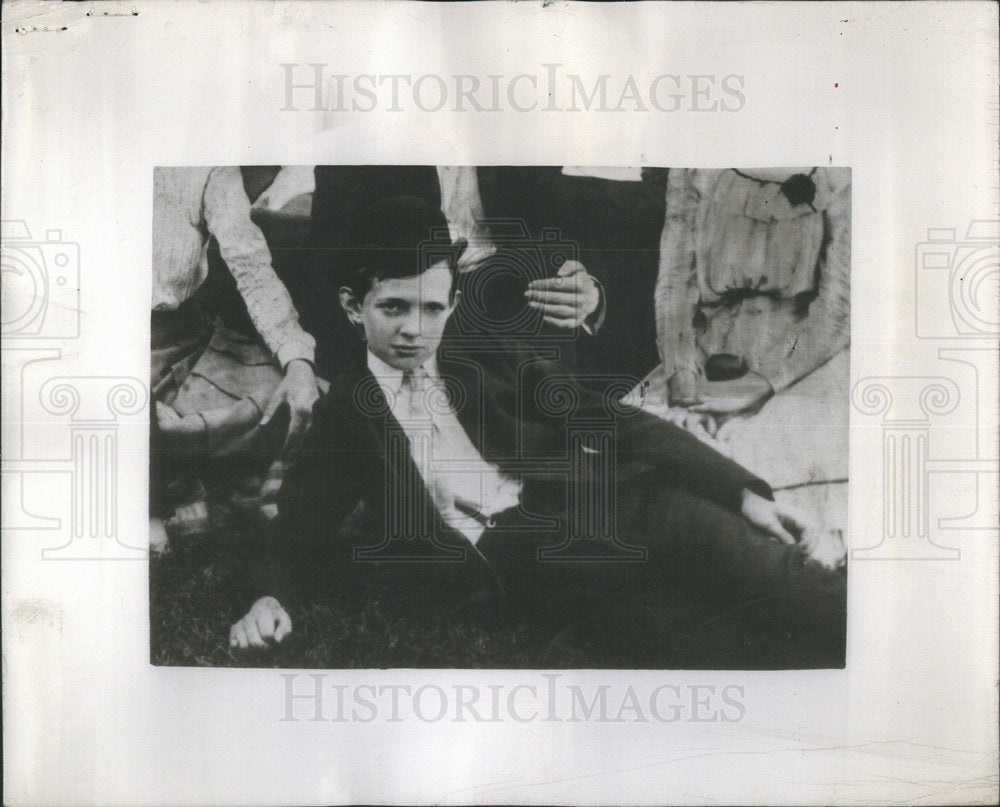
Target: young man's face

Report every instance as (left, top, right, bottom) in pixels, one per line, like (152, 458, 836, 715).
(341, 263, 458, 371)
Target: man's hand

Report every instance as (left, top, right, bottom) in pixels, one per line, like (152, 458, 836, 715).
(525, 260, 601, 330)
(742, 490, 846, 568)
(741, 489, 816, 545)
(260, 359, 320, 453)
(230, 596, 292, 651)
(799, 527, 847, 570)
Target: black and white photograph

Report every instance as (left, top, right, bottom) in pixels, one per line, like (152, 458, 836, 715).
(149, 164, 850, 669)
(5, 2, 997, 804)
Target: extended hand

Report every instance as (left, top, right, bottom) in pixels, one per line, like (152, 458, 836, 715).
(230, 596, 292, 650)
(741, 489, 816, 545)
(260, 359, 320, 453)
(525, 260, 601, 330)
(799, 527, 847, 570)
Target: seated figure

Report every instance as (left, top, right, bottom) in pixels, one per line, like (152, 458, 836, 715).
(632, 167, 851, 533)
(230, 196, 847, 668)
(150, 167, 321, 543)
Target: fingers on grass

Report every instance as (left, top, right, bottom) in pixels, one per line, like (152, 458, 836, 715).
(230, 622, 249, 650)
(274, 609, 292, 643)
(255, 610, 276, 641)
(244, 617, 266, 648)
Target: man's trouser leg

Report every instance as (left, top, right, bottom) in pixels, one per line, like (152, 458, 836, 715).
(479, 477, 846, 664)
(618, 476, 847, 661)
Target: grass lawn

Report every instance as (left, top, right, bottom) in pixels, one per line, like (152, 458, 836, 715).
(150, 502, 592, 669)
(150, 498, 839, 669)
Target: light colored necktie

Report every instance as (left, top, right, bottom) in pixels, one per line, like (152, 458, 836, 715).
(400, 368, 429, 422)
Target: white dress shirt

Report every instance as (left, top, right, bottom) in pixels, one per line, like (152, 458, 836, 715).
(367, 350, 521, 544)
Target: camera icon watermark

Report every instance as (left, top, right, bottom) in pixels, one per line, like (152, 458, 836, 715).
(1, 220, 81, 340)
(2, 219, 148, 560)
(852, 219, 1000, 561)
(915, 220, 999, 339)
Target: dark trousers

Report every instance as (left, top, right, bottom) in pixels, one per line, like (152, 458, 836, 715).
(271, 474, 845, 667)
(475, 476, 846, 666)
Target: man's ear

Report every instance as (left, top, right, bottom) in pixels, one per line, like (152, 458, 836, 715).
(339, 287, 363, 324)
(339, 286, 361, 325)
(449, 288, 462, 312)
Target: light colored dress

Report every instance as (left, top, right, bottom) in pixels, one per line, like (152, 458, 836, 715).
(635, 167, 851, 529)
(656, 167, 850, 393)
(152, 167, 318, 463)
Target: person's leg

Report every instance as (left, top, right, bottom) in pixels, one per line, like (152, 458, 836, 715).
(150, 303, 213, 521)
(479, 477, 846, 665)
(620, 476, 847, 662)
(477, 520, 637, 643)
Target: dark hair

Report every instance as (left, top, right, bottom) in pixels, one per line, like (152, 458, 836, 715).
(345, 196, 467, 302)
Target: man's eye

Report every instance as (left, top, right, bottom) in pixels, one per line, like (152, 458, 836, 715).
(379, 303, 403, 313)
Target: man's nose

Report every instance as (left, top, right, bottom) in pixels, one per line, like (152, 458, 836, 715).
(398, 310, 421, 338)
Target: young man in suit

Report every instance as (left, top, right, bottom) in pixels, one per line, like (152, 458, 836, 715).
(230, 196, 846, 665)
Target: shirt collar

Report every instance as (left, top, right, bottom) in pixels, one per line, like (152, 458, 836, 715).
(366, 348, 439, 394)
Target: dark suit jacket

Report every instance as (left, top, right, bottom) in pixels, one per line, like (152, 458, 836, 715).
(476, 166, 666, 381)
(247, 336, 770, 609)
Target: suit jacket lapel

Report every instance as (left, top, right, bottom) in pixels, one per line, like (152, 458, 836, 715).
(349, 349, 442, 526)
(437, 344, 487, 454)
(333, 353, 389, 452)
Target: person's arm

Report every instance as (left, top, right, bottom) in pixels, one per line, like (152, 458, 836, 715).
(655, 169, 704, 404)
(616, 405, 773, 512)
(520, 347, 771, 513)
(521, 348, 827, 553)
(202, 166, 316, 369)
(203, 167, 320, 447)
(250, 166, 316, 212)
